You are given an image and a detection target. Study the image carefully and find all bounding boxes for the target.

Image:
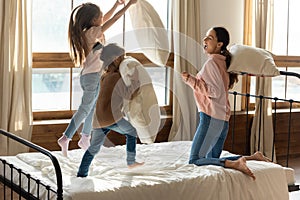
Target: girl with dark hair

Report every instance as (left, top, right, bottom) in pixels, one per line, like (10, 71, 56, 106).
(77, 43, 144, 177)
(181, 27, 269, 180)
(58, 0, 137, 157)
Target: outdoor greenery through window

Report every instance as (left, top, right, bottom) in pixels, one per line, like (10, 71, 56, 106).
(32, 0, 171, 115)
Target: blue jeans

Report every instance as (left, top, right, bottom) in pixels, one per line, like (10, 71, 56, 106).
(77, 118, 137, 177)
(189, 112, 241, 167)
(64, 72, 100, 138)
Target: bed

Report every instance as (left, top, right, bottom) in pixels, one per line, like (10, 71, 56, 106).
(0, 129, 296, 200)
(1, 52, 300, 199)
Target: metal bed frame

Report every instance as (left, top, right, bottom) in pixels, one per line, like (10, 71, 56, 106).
(0, 129, 63, 200)
(230, 70, 300, 164)
(0, 71, 300, 199)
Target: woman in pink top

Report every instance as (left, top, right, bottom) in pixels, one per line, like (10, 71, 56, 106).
(58, 0, 137, 157)
(182, 27, 270, 180)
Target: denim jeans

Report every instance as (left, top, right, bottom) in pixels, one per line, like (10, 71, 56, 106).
(189, 112, 241, 167)
(64, 72, 100, 139)
(77, 118, 137, 177)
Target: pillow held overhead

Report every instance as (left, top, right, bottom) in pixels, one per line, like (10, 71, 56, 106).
(228, 44, 280, 76)
(128, 0, 169, 66)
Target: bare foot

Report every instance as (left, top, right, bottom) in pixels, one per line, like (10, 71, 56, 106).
(245, 151, 271, 162)
(225, 157, 256, 180)
(128, 162, 145, 169)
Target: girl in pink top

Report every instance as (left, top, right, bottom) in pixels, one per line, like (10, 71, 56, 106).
(182, 27, 270, 180)
(58, 0, 137, 157)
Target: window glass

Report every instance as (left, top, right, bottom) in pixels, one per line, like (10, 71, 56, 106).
(32, 68, 70, 111)
(32, 0, 169, 52)
(272, 0, 288, 55)
(71, 68, 82, 110)
(286, 0, 300, 56)
(286, 67, 300, 100)
(32, 0, 170, 112)
(271, 67, 286, 99)
(273, 0, 300, 56)
(254, 0, 300, 105)
(250, 68, 300, 103)
(146, 67, 169, 106)
(32, 0, 71, 52)
(70, 66, 169, 111)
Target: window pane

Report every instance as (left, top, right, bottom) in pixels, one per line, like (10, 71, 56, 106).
(258, 1, 300, 106)
(250, 71, 289, 103)
(272, 0, 288, 55)
(32, 0, 71, 52)
(145, 67, 169, 106)
(287, 0, 300, 56)
(32, 1, 171, 112)
(147, 0, 169, 28)
(70, 67, 169, 110)
(72, 68, 82, 110)
(272, 67, 286, 99)
(32, 68, 70, 111)
(273, 0, 300, 56)
(32, 0, 169, 52)
(286, 67, 300, 100)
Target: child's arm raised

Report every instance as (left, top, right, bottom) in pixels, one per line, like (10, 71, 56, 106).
(103, 0, 125, 23)
(102, 0, 137, 32)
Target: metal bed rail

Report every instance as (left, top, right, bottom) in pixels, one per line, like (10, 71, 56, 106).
(229, 91, 300, 165)
(228, 70, 300, 165)
(0, 129, 63, 200)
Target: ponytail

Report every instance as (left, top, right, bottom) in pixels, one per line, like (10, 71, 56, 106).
(221, 49, 238, 89)
(213, 26, 238, 89)
(68, 5, 80, 66)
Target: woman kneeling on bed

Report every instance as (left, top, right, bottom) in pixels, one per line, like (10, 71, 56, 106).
(77, 43, 144, 177)
(181, 27, 270, 180)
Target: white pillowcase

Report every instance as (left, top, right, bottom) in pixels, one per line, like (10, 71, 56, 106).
(228, 44, 280, 76)
(119, 56, 160, 144)
(128, 0, 169, 66)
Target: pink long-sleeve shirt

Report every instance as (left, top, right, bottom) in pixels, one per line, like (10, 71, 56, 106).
(185, 54, 231, 121)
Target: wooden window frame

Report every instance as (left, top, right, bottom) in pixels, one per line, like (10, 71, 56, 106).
(32, 52, 174, 120)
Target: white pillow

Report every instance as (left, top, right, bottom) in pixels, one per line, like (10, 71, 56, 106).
(128, 0, 169, 66)
(119, 56, 160, 144)
(228, 44, 280, 76)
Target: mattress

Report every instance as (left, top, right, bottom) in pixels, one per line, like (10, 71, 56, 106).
(0, 141, 292, 200)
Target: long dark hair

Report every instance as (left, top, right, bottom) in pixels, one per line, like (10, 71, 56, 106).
(68, 3, 101, 66)
(213, 27, 238, 89)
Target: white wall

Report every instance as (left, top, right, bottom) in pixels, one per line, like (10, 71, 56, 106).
(200, 0, 244, 46)
(200, 0, 245, 110)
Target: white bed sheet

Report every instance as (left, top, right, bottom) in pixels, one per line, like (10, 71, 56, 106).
(0, 141, 291, 200)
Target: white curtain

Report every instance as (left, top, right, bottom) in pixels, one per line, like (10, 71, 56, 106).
(0, 0, 33, 156)
(250, 0, 275, 160)
(168, 0, 201, 141)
